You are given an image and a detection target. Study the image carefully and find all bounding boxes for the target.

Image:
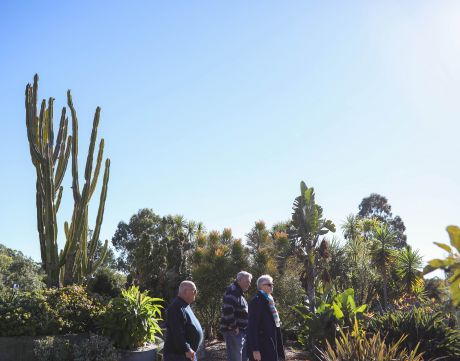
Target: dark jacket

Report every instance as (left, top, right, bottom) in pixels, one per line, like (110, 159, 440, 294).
(220, 281, 249, 332)
(164, 297, 203, 355)
(246, 291, 285, 361)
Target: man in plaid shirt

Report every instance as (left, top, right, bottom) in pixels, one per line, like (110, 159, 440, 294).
(220, 271, 253, 361)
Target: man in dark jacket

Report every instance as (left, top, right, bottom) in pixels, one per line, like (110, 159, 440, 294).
(164, 281, 203, 361)
(220, 271, 252, 361)
(246, 275, 285, 361)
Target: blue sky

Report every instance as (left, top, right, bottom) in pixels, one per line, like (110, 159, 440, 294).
(1, 1, 459, 268)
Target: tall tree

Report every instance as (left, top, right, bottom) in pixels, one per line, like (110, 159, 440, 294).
(246, 221, 278, 282)
(341, 215, 380, 306)
(0, 244, 45, 291)
(192, 229, 249, 338)
(112, 209, 198, 300)
(371, 224, 397, 309)
(358, 194, 407, 247)
(289, 181, 336, 312)
(396, 247, 423, 295)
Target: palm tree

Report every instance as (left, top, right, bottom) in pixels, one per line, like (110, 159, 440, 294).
(396, 247, 423, 294)
(371, 224, 397, 309)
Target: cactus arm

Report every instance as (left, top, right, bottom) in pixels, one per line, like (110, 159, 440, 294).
(67, 90, 81, 204)
(55, 186, 63, 213)
(89, 139, 104, 200)
(90, 239, 108, 274)
(54, 135, 71, 191)
(53, 108, 66, 162)
(84, 107, 100, 185)
(88, 158, 110, 258)
(47, 98, 54, 149)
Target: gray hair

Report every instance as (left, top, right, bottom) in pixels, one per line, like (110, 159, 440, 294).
(257, 274, 273, 289)
(178, 280, 196, 295)
(236, 271, 252, 282)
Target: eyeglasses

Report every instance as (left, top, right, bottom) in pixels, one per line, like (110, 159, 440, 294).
(262, 283, 274, 287)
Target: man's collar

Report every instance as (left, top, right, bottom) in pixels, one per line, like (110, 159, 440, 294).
(234, 281, 243, 294)
(177, 295, 190, 305)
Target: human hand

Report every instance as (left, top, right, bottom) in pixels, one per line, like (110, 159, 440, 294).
(185, 349, 195, 360)
(234, 327, 239, 335)
(253, 351, 261, 361)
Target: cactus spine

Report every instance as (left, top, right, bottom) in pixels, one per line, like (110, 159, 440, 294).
(25, 74, 110, 287)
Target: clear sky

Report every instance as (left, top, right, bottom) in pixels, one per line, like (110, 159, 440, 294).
(1, 1, 459, 268)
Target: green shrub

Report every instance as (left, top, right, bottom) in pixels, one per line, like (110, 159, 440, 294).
(87, 268, 126, 298)
(33, 336, 73, 361)
(0, 291, 56, 336)
(101, 286, 163, 350)
(0, 286, 106, 336)
(294, 288, 367, 349)
(367, 308, 460, 360)
(318, 319, 424, 361)
(45, 285, 106, 334)
(73, 334, 120, 361)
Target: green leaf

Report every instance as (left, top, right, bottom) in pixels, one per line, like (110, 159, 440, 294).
(447, 225, 460, 252)
(434, 242, 453, 254)
(332, 302, 344, 320)
(449, 277, 460, 307)
(427, 259, 448, 268)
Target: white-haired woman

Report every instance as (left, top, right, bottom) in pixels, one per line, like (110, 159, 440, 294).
(246, 275, 285, 361)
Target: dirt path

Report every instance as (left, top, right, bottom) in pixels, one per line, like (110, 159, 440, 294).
(203, 340, 312, 361)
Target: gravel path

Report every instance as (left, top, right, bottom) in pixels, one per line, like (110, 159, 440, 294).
(202, 340, 312, 361)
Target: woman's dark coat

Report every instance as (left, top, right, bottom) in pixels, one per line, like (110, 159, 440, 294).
(246, 291, 285, 361)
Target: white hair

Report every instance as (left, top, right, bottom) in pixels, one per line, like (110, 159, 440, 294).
(178, 280, 196, 295)
(257, 274, 273, 289)
(236, 271, 252, 282)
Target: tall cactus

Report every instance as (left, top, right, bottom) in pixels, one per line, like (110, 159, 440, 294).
(25, 74, 110, 287)
(62, 89, 110, 285)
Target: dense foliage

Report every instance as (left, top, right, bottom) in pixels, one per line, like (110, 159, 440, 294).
(0, 244, 45, 292)
(33, 334, 119, 361)
(367, 308, 460, 360)
(0, 286, 105, 336)
(317, 320, 424, 361)
(100, 286, 163, 350)
(112, 209, 199, 301)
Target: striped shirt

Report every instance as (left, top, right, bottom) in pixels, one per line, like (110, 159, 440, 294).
(220, 282, 249, 332)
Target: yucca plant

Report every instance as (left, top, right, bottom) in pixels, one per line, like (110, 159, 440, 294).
(101, 286, 163, 350)
(317, 319, 425, 361)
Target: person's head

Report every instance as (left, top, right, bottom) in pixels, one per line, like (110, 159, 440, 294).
(257, 274, 274, 295)
(178, 280, 197, 304)
(236, 271, 252, 292)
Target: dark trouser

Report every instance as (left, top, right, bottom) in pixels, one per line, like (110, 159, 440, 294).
(222, 330, 248, 361)
(164, 353, 197, 361)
